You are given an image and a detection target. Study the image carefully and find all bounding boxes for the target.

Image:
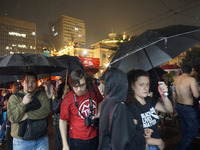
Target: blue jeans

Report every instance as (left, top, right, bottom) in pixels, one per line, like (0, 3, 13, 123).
(13, 135, 49, 150)
(147, 145, 159, 150)
(0, 121, 6, 141)
(176, 104, 199, 150)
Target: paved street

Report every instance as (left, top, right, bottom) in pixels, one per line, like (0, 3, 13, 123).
(1, 116, 200, 150)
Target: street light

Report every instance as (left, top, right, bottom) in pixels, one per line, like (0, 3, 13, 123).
(83, 50, 88, 56)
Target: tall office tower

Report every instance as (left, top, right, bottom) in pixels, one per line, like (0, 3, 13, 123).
(50, 15, 86, 52)
(0, 16, 36, 56)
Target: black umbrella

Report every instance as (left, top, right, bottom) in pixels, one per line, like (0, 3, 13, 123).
(110, 25, 200, 75)
(0, 53, 66, 75)
(0, 75, 21, 88)
(52, 55, 84, 77)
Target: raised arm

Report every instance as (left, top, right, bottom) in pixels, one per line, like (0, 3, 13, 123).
(155, 82, 173, 113)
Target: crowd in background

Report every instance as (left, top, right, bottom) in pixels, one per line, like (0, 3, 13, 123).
(0, 65, 200, 150)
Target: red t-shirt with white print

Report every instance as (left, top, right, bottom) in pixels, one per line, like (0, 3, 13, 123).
(60, 84, 103, 140)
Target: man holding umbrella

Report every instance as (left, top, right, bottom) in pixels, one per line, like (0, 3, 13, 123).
(7, 72, 50, 150)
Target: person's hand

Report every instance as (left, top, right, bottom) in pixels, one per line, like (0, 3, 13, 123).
(92, 113, 100, 119)
(0, 125, 2, 130)
(22, 93, 32, 105)
(144, 128, 153, 139)
(133, 119, 138, 125)
(158, 139, 165, 150)
(158, 81, 168, 97)
(62, 144, 70, 150)
(62, 93, 67, 99)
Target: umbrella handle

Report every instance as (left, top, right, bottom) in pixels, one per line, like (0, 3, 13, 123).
(63, 68, 68, 94)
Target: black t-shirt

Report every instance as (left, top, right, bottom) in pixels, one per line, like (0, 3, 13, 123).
(127, 97, 160, 139)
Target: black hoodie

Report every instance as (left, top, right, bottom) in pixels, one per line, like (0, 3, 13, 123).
(98, 68, 145, 150)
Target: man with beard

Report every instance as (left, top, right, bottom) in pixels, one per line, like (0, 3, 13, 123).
(7, 72, 50, 150)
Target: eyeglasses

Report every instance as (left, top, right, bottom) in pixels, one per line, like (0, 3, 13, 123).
(73, 83, 86, 89)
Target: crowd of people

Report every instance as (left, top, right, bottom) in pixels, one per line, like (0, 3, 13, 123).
(0, 65, 199, 150)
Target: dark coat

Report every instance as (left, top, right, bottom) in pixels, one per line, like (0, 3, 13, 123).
(98, 68, 145, 150)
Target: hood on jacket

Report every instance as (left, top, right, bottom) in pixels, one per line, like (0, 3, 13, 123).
(104, 67, 128, 103)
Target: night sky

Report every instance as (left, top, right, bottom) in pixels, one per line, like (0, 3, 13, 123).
(0, 0, 200, 46)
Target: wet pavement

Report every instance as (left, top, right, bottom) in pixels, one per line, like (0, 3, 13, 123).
(1, 116, 200, 150)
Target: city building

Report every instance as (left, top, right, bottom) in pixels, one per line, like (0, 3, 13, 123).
(53, 32, 123, 77)
(49, 15, 86, 52)
(0, 16, 36, 56)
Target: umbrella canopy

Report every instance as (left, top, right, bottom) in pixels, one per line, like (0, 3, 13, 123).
(0, 75, 21, 88)
(0, 53, 66, 75)
(110, 25, 200, 73)
(0, 75, 21, 84)
(52, 55, 84, 77)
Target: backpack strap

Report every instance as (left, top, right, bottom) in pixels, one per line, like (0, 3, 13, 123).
(109, 102, 120, 136)
(88, 83, 99, 100)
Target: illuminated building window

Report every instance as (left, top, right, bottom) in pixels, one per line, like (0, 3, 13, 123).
(54, 32, 58, 36)
(9, 32, 26, 37)
(18, 44, 27, 48)
(32, 32, 35, 36)
(52, 26, 55, 32)
(78, 34, 82, 37)
(74, 27, 78, 31)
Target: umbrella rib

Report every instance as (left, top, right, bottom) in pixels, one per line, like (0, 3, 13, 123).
(166, 29, 200, 39)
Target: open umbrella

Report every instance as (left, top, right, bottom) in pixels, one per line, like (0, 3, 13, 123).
(52, 55, 84, 77)
(0, 75, 21, 88)
(110, 25, 200, 75)
(0, 53, 66, 75)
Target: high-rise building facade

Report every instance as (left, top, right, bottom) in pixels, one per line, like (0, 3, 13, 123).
(0, 16, 36, 56)
(50, 15, 86, 52)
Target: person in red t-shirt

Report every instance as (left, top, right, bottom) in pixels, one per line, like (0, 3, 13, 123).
(59, 69, 103, 150)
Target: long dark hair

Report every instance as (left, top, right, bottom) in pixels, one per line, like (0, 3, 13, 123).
(126, 69, 150, 105)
